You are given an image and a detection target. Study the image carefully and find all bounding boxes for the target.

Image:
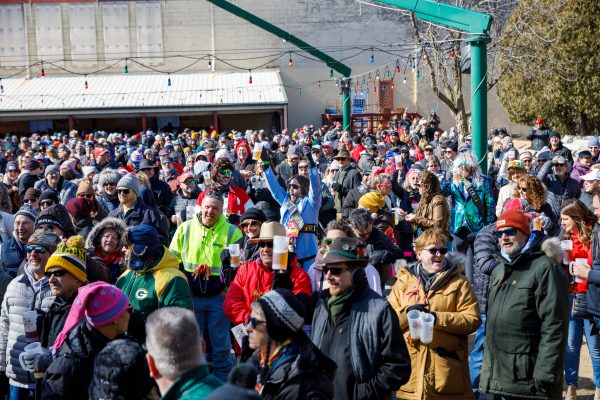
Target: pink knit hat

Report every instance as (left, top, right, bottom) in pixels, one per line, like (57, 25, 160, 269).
(52, 282, 130, 354)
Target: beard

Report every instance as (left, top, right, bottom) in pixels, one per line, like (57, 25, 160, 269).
(503, 242, 526, 258)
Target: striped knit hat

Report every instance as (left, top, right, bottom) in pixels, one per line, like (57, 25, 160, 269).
(257, 289, 306, 342)
(45, 235, 87, 283)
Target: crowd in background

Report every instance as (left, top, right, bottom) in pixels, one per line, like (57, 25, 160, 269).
(0, 111, 597, 399)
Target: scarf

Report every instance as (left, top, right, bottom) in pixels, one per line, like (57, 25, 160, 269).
(95, 248, 123, 267)
(327, 288, 354, 324)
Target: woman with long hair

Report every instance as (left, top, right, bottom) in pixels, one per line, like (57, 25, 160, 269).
(441, 151, 495, 281)
(406, 170, 450, 237)
(515, 174, 559, 236)
(561, 199, 600, 400)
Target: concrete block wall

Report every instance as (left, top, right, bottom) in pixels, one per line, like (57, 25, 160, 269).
(0, 0, 526, 135)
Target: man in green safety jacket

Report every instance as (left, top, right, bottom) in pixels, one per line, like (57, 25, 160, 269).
(169, 190, 242, 381)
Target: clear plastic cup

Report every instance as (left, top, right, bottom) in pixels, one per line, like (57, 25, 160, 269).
(419, 312, 435, 344)
(203, 171, 212, 185)
(407, 309, 422, 340)
(394, 155, 403, 165)
(252, 142, 263, 161)
(229, 244, 240, 267)
(560, 240, 573, 251)
(272, 236, 289, 271)
(22, 311, 39, 341)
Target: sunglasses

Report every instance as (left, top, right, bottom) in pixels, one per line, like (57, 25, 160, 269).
(220, 170, 232, 177)
(117, 189, 131, 195)
(553, 163, 565, 167)
(104, 182, 116, 187)
(183, 180, 196, 185)
(24, 198, 37, 204)
(78, 193, 94, 199)
(519, 187, 528, 192)
(40, 200, 55, 207)
(26, 245, 48, 254)
(245, 316, 266, 329)
(259, 242, 274, 248)
(44, 269, 67, 278)
(422, 247, 448, 255)
(288, 183, 301, 190)
(241, 220, 260, 229)
(323, 265, 349, 276)
(494, 227, 518, 238)
(445, 150, 453, 153)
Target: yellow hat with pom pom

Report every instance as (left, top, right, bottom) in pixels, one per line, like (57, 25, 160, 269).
(45, 236, 87, 283)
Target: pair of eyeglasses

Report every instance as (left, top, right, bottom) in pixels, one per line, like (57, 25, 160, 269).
(323, 265, 350, 276)
(78, 193, 94, 199)
(104, 182, 116, 187)
(288, 183, 301, 190)
(47, 171, 59, 177)
(24, 198, 37, 204)
(40, 200, 55, 207)
(537, 159, 547, 163)
(117, 189, 131, 195)
(258, 242, 274, 248)
(422, 247, 448, 255)
(220, 170, 232, 177)
(445, 150, 453, 153)
(245, 316, 266, 329)
(183, 180, 196, 185)
(26, 245, 48, 254)
(495, 227, 518, 238)
(140, 168, 154, 172)
(44, 269, 67, 278)
(241, 220, 260, 229)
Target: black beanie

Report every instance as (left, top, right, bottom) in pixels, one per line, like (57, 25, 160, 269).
(35, 204, 76, 237)
(257, 289, 306, 342)
(240, 207, 267, 224)
(39, 189, 60, 205)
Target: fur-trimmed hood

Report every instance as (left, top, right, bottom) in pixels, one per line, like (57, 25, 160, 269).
(85, 217, 128, 250)
(540, 236, 565, 264)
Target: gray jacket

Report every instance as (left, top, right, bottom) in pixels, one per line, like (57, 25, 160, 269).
(0, 267, 54, 388)
(34, 178, 78, 206)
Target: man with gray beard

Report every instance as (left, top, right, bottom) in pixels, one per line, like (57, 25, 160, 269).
(480, 209, 569, 400)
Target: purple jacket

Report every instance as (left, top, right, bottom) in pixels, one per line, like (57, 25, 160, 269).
(570, 161, 590, 185)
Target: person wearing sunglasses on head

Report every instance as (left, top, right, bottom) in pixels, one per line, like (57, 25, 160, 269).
(260, 145, 321, 272)
(312, 236, 410, 400)
(33, 165, 77, 207)
(0, 229, 58, 399)
(223, 221, 312, 333)
(480, 209, 569, 400)
(389, 228, 480, 400)
(0, 205, 37, 278)
(197, 157, 254, 225)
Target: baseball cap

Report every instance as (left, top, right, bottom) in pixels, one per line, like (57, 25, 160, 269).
(93, 148, 108, 158)
(581, 170, 600, 181)
(552, 156, 566, 165)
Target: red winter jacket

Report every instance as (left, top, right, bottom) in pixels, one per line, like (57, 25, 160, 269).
(567, 230, 592, 294)
(223, 259, 312, 326)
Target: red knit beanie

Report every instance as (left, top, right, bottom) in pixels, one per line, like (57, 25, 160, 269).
(496, 209, 531, 236)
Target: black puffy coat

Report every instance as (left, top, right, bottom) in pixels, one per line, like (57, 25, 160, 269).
(41, 322, 111, 400)
(472, 223, 501, 314)
(341, 185, 370, 220)
(108, 198, 168, 244)
(256, 335, 336, 400)
(39, 294, 76, 348)
(149, 174, 174, 218)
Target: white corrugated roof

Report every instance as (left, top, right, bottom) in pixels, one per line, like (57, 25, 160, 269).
(0, 70, 287, 116)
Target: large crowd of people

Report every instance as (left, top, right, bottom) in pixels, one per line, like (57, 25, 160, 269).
(0, 112, 597, 399)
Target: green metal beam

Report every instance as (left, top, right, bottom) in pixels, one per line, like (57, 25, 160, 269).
(206, 0, 352, 77)
(376, 0, 492, 34)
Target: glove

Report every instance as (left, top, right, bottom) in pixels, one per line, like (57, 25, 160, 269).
(303, 146, 316, 168)
(227, 214, 240, 225)
(220, 249, 231, 270)
(540, 215, 551, 230)
(407, 304, 429, 313)
(35, 351, 54, 374)
(272, 253, 294, 290)
(22, 347, 50, 371)
(534, 378, 549, 394)
(197, 174, 205, 184)
(331, 182, 342, 192)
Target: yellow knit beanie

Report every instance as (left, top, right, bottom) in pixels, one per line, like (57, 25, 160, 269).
(358, 192, 385, 213)
(45, 236, 87, 283)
